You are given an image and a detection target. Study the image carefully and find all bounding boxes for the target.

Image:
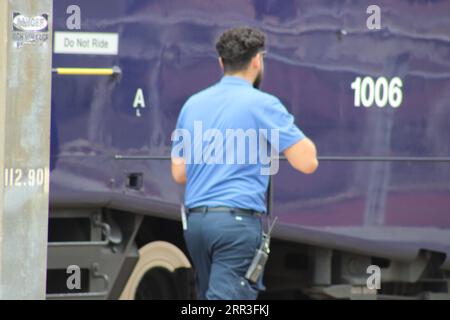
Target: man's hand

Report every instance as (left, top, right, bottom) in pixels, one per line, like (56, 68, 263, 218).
(171, 157, 187, 184)
(283, 137, 319, 174)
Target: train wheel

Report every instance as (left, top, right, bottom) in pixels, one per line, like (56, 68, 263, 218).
(120, 241, 193, 300)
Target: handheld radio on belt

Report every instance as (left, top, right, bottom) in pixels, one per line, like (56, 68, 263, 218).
(245, 216, 277, 284)
(245, 177, 278, 284)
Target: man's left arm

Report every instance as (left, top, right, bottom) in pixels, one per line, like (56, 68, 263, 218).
(171, 157, 186, 185)
(171, 107, 187, 185)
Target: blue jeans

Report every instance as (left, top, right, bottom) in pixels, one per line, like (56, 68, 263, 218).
(184, 211, 266, 300)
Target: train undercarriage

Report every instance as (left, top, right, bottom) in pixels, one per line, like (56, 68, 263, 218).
(46, 208, 450, 300)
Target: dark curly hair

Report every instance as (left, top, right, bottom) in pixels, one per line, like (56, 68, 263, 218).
(215, 27, 266, 73)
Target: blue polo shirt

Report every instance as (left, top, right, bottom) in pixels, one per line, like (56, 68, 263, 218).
(172, 76, 305, 213)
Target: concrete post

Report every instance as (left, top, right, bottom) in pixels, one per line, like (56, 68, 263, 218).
(0, 0, 53, 299)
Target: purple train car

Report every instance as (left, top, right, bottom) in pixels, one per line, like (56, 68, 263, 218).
(47, 0, 450, 299)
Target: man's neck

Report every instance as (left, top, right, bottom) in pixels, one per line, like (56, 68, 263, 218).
(224, 72, 254, 85)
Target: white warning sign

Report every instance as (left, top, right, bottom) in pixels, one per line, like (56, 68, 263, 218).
(12, 13, 49, 48)
(54, 31, 118, 55)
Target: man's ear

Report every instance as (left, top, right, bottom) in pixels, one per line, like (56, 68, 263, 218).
(218, 57, 224, 71)
(251, 54, 261, 71)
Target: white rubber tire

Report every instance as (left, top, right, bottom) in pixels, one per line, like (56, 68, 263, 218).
(120, 241, 191, 300)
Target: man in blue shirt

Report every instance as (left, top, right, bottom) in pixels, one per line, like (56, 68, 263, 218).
(171, 27, 318, 300)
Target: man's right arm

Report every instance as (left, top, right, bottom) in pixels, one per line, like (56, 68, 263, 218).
(283, 137, 319, 175)
(253, 95, 319, 175)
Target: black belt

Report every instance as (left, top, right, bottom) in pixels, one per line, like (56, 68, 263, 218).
(187, 206, 262, 217)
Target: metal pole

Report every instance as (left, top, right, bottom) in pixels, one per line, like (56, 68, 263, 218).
(0, 0, 7, 297)
(0, 0, 53, 299)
